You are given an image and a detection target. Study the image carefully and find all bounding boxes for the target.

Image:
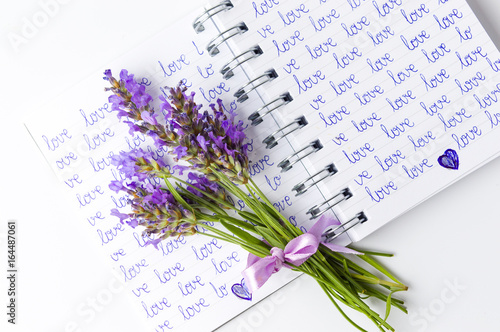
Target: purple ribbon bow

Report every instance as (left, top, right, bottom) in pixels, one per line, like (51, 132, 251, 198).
(242, 214, 361, 294)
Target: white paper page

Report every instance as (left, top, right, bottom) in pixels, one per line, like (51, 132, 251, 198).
(23, 10, 336, 332)
(211, 0, 500, 241)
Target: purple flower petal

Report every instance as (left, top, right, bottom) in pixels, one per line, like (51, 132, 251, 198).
(141, 111, 158, 125)
(172, 165, 189, 175)
(196, 134, 209, 152)
(109, 180, 125, 193)
(110, 208, 130, 223)
(173, 146, 188, 159)
(146, 237, 162, 250)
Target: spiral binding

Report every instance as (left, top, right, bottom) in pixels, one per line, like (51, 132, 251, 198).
(248, 93, 293, 126)
(221, 46, 263, 79)
(322, 212, 368, 242)
(263, 116, 308, 149)
(207, 22, 248, 56)
(278, 139, 323, 172)
(307, 188, 353, 219)
(234, 69, 278, 102)
(194, 0, 367, 238)
(193, 0, 234, 33)
(292, 163, 338, 196)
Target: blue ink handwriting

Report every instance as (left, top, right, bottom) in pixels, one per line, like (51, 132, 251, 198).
(354, 85, 384, 106)
(192, 238, 222, 261)
(178, 276, 205, 297)
(154, 262, 185, 284)
(452, 126, 482, 150)
(365, 181, 398, 202)
(420, 69, 449, 91)
(158, 54, 190, 77)
(278, 3, 309, 27)
(341, 16, 370, 38)
(407, 131, 436, 151)
(42, 129, 72, 151)
(211, 251, 240, 274)
(374, 149, 406, 172)
(400, 30, 431, 51)
(178, 298, 209, 321)
(120, 258, 149, 282)
(80, 103, 111, 127)
(83, 127, 114, 151)
(400, 4, 429, 24)
(455, 46, 488, 69)
(367, 26, 394, 46)
(257, 24, 275, 38)
(343, 142, 375, 164)
(403, 158, 433, 179)
(320, 105, 350, 127)
(437, 108, 472, 131)
(387, 63, 418, 85)
(420, 94, 450, 116)
(455, 71, 486, 95)
(422, 43, 451, 63)
(352, 112, 381, 132)
(76, 185, 104, 208)
(386, 90, 416, 112)
(333, 46, 362, 69)
(474, 83, 500, 109)
(354, 170, 373, 186)
(329, 74, 359, 96)
(372, 0, 402, 18)
(434, 8, 463, 30)
(366, 53, 393, 73)
(253, 0, 280, 18)
(456, 26, 472, 42)
(294, 69, 326, 94)
(273, 30, 304, 57)
(309, 8, 340, 32)
(64, 173, 83, 188)
(305, 37, 337, 60)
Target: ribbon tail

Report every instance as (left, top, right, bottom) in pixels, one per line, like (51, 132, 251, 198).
(241, 256, 277, 294)
(308, 214, 340, 239)
(283, 233, 319, 266)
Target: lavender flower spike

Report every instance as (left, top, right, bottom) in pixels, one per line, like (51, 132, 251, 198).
(103, 69, 251, 184)
(108, 158, 198, 240)
(162, 84, 251, 184)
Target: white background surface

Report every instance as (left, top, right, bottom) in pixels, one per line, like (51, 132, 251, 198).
(1, 1, 500, 332)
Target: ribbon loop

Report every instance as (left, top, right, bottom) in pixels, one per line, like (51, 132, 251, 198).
(270, 247, 285, 272)
(242, 214, 361, 294)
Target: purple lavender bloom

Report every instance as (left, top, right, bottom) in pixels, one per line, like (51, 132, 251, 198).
(141, 111, 158, 126)
(109, 180, 125, 193)
(105, 69, 250, 183)
(109, 175, 198, 242)
(173, 146, 188, 160)
(172, 164, 189, 175)
(127, 218, 139, 228)
(145, 237, 162, 250)
(196, 134, 208, 152)
(110, 208, 130, 223)
(103, 69, 112, 80)
(186, 172, 226, 202)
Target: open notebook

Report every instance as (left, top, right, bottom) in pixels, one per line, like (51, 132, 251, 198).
(25, 0, 500, 331)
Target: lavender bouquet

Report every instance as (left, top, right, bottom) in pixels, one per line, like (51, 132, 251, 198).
(104, 69, 407, 332)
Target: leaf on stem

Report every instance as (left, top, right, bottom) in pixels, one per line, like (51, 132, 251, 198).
(254, 226, 286, 248)
(220, 220, 269, 252)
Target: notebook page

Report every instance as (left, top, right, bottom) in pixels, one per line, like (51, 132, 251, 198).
(211, 0, 500, 241)
(23, 11, 333, 332)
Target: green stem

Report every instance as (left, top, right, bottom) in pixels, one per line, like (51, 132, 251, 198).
(169, 175, 237, 212)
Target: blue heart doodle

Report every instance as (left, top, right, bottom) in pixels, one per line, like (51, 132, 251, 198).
(231, 278, 252, 301)
(438, 149, 459, 170)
